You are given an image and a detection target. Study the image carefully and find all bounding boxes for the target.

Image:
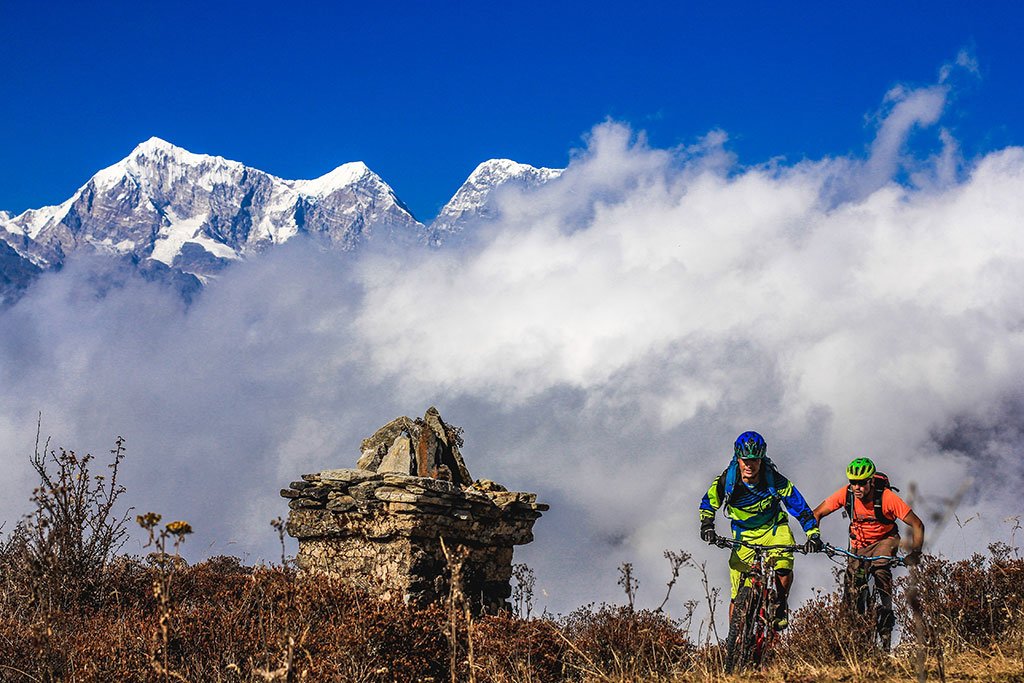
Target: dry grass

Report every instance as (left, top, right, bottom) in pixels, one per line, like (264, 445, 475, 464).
(1, 437, 1021, 681)
(1, 555, 1018, 682)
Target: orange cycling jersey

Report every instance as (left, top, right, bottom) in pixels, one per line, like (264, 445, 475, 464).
(820, 487, 912, 548)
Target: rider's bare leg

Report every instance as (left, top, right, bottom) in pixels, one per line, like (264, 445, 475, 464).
(776, 569, 792, 598)
(774, 568, 793, 627)
(776, 569, 793, 611)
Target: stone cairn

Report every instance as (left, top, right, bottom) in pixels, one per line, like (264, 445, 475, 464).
(281, 407, 547, 614)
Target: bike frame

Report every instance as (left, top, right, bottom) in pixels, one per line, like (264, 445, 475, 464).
(715, 537, 806, 673)
(823, 542, 905, 651)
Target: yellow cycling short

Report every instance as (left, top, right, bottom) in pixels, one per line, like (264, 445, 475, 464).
(728, 523, 796, 599)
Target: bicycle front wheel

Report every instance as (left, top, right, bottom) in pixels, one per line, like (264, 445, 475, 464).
(725, 586, 760, 673)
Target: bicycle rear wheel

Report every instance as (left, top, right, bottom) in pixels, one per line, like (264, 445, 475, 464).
(869, 570, 896, 652)
(724, 586, 760, 673)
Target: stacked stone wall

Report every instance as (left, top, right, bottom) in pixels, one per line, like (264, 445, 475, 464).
(281, 408, 546, 614)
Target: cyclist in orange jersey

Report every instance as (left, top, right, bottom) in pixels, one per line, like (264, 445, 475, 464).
(813, 457, 925, 646)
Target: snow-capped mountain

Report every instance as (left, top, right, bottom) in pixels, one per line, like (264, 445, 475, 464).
(426, 159, 563, 245)
(0, 139, 564, 303)
(0, 138, 421, 281)
(0, 239, 40, 306)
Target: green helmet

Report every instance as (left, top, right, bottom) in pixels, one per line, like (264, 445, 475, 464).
(846, 457, 876, 481)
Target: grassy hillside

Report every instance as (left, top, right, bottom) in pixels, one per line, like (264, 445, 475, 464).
(1, 440, 1020, 681)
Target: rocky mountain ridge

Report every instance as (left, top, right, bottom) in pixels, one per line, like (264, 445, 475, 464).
(0, 138, 564, 304)
(426, 159, 563, 246)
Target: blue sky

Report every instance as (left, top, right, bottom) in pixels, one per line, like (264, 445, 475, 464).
(5, 1, 1024, 610)
(2, 1, 1023, 221)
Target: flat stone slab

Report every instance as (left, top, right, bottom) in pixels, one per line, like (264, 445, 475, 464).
(318, 468, 383, 484)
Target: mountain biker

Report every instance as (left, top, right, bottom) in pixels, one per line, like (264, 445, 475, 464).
(812, 457, 925, 648)
(699, 431, 823, 630)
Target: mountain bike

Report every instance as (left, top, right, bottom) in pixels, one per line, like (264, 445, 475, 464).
(823, 542, 906, 652)
(714, 537, 807, 673)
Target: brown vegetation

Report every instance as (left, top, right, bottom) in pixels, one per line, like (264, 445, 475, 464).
(1, 438, 1021, 681)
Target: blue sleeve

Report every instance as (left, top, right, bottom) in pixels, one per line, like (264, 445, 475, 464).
(699, 478, 720, 520)
(777, 477, 818, 533)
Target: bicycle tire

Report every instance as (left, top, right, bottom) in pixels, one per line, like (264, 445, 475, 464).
(724, 586, 759, 673)
(852, 563, 894, 652)
(868, 569, 896, 652)
(758, 581, 781, 663)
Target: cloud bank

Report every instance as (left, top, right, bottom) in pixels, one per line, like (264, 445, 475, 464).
(2, 63, 1022, 613)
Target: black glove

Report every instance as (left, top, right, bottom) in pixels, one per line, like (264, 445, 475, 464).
(804, 532, 823, 553)
(700, 521, 717, 545)
(904, 549, 922, 566)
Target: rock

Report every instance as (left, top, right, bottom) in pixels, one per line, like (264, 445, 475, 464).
(359, 416, 418, 470)
(422, 406, 450, 446)
(300, 485, 333, 500)
(378, 434, 415, 475)
(414, 421, 442, 478)
(319, 468, 382, 484)
(373, 487, 427, 504)
(327, 495, 357, 512)
(381, 474, 457, 495)
(472, 479, 508, 493)
(423, 406, 473, 486)
(328, 492, 357, 503)
(289, 498, 325, 510)
(348, 480, 384, 503)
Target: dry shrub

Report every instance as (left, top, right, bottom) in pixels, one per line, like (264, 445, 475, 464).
(559, 604, 693, 681)
(3, 433, 1021, 681)
(0, 436, 132, 614)
(2, 548, 1022, 681)
(777, 545, 1024, 677)
(777, 586, 887, 672)
(155, 564, 450, 681)
(0, 561, 452, 682)
(473, 612, 566, 682)
(896, 543, 1024, 655)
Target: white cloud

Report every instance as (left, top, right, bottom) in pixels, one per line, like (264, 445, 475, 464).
(940, 48, 981, 83)
(2, 66, 1023, 613)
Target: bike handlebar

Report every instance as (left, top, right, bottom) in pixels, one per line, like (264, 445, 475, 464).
(713, 536, 808, 554)
(823, 542, 905, 566)
(709, 537, 906, 564)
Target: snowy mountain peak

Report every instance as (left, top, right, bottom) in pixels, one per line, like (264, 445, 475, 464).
(89, 137, 241, 193)
(0, 139, 422, 291)
(428, 158, 563, 240)
(133, 136, 181, 155)
(467, 158, 562, 184)
(0, 141, 569, 303)
(128, 137, 237, 172)
(294, 161, 373, 197)
(126, 136, 222, 167)
(467, 159, 537, 181)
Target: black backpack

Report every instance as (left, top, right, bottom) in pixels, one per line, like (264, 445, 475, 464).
(843, 472, 899, 525)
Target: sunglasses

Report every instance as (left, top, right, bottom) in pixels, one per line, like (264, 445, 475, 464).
(848, 479, 871, 486)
